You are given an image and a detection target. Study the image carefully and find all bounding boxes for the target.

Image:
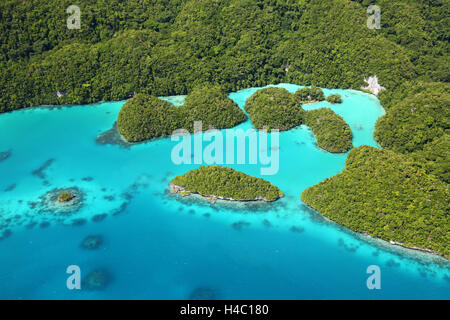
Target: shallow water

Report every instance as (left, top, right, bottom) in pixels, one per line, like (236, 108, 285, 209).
(0, 84, 448, 299)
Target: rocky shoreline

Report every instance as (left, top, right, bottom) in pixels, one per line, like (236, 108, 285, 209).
(302, 202, 447, 260)
(170, 183, 283, 204)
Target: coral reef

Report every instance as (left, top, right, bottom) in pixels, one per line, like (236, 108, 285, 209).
(96, 122, 132, 148)
(32, 187, 84, 215)
(231, 221, 251, 231)
(83, 269, 110, 290)
(92, 213, 108, 222)
(32, 159, 55, 180)
(0, 150, 12, 162)
(80, 235, 103, 250)
(189, 287, 217, 300)
(290, 226, 305, 233)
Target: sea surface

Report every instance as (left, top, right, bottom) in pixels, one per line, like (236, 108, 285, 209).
(0, 84, 448, 299)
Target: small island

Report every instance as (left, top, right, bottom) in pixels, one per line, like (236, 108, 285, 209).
(244, 87, 352, 153)
(57, 191, 75, 203)
(117, 86, 246, 142)
(295, 86, 325, 103)
(181, 85, 247, 132)
(304, 108, 353, 153)
(244, 87, 304, 131)
(326, 94, 342, 104)
(301, 145, 450, 259)
(170, 166, 284, 202)
(32, 187, 84, 215)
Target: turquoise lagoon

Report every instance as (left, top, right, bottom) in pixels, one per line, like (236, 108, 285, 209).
(0, 84, 448, 299)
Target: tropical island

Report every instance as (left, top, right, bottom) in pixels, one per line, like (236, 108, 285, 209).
(295, 86, 325, 104)
(304, 108, 353, 153)
(326, 94, 342, 104)
(117, 94, 178, 142)
(244, 87, 304, 131)
(117, 86, 246, 142)
(57, 191, 75, 203)
(170, 166, 284, 202)
(244, 87, 352, 153)
(301, 145, 450, 259)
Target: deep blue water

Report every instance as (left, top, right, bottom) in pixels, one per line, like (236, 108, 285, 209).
(0, 84, 448, 299)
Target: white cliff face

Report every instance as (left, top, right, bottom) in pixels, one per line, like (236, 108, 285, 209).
(362, 75, 386, 96)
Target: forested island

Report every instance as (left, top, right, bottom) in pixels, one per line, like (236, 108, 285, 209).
(326, 94, 342, 104)
(170, 166, 284, 202)
(244, 87, 304, 131)
(244, 87, 352, 153)
(304, 108, 353, 153)
(117, 86, 246, 142)
(295, 86, 325, 103)
(301, 146, 449, 259)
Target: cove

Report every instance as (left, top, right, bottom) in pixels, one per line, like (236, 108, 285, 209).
(0, 83, 448, 299)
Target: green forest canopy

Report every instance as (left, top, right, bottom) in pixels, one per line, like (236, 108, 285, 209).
(301, 145, 450, 259)
(117, 86, 246, 142)
(244, 87, 353, 153)
(244, 87, 304, 131)
(171, 165, 284, 202)
(2, 0, 448, 113)
(305, 108, 353, 153)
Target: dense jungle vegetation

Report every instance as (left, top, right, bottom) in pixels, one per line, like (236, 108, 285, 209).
(301, 146, 450, 259)
(117, 86, 246, 142)
(295, 86, 325, 103)
(1, 0, 448, 113)
(326, 94, 342, 104)
(171, 165, 284, 201)
(305, 108, 353, 153)
(244, 87, 353, 152)
(117, 93, 179, 142)
(244, 87, 304, 131)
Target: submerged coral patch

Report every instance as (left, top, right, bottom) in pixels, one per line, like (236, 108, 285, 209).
(83, 269, 111, 290)
(189, 287, 217, 300)
(4, 184, 16, 192)
(386, 259, 401, 268)
(337, 238, 359, 253)
(80, 235, 103, 250)
(263, 219, 272, 228)
(290, 226, 305, 233)
(0, 150, 12, 162)
(92, 213, 108, 222)
(39, 221, 50, 228)
(96, 122, 132, 148)
(231, 221, 251, 231)
(32, 159, 55, 180)
(0, 229, 12, 240)
(71, 218, 87, 226)
(25, 221, 37, 229)
(103, 195, 115, 201)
